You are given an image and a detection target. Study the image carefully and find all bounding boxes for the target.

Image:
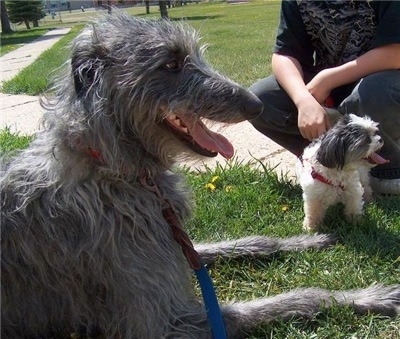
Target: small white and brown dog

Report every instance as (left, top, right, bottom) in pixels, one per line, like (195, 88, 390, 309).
(298, 114, 389, 231)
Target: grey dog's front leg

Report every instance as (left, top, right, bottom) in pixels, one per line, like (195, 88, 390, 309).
(221, 285, 400, 338)
(195, 234, 338, 265)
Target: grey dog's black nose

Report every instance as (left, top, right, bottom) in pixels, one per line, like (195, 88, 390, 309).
(243, 95, 264, 120)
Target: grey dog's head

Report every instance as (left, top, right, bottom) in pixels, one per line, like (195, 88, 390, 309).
(61, 12, 262, 167)
(315, 114, 384, 169)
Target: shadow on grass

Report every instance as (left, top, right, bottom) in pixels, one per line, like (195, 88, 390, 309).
(133, 13, 223, 21)
(304, 200, 400, 261)
(171, 15, 224, 21)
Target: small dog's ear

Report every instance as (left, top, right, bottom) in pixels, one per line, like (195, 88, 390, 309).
(71, 33, 109, 98)
(316, 127, 347, 169)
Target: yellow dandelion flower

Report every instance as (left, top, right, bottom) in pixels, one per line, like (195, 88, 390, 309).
(211, 175, 220, 183)
(281, 205, 289, 212)
(225, 185, 233, 193)
(205, 183, 216, 191)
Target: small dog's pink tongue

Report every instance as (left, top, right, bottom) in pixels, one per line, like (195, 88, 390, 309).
(368, 152, 390, 165)
(190, 120, 234, 159)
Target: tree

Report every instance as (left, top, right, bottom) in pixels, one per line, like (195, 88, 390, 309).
(1, 0, 13, 33)
(6, 0, 45, 30)
(159, 1, 168, 19)
(143, 1, 169, 19)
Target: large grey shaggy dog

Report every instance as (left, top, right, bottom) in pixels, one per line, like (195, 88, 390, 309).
(1, 12, 399, 338)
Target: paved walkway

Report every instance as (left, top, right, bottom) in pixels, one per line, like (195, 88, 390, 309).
(0, 28, 71, 86)
(0, 26, 297, 179)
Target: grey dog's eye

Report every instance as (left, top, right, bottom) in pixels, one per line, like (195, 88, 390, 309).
(165, 60, 182, 72)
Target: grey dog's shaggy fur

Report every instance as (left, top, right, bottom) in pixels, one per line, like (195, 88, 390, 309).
(1, 13, 399, 338)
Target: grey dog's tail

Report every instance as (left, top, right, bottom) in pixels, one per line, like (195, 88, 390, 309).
(196, 235, 399, 337)
(221, 284, 399, 336)
(195, 233, 338, 265)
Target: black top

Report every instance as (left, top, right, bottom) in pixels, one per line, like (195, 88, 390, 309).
(274, 0, 400, 73)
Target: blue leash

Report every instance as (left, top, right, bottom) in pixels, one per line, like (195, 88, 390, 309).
(162, 206, 227, 339)
(139, 174, 227, 339)
(194, 264, 227, 339)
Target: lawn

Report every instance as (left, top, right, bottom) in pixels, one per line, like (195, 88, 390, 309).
(0, 28, 51, 56)
(1, 1, 399, 337)
(1, 0, 276, 94)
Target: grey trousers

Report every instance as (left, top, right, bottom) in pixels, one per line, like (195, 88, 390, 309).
(249, 70, 400, 179)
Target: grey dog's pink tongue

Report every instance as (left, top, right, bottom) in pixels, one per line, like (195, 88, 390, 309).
(368, 152, 389, 165)
(190, 122, 234, 159)
(178, 115, 235, 159)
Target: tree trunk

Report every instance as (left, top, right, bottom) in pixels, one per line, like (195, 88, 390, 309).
(24, 19, 31, 29)
(145, 1, 150, 14)
(159, 1, 168, 19)
(1, 1, 13, 33)
(33, 20, 39, 27)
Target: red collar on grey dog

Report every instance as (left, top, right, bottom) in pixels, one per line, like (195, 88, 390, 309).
(86, 148, 102, 161)
(311, 168, 345, 190)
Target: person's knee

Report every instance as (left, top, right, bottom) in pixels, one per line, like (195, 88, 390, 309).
(248, 76, 278, 127)
(248, 76, 297, 129)
(358, 70, 400, 112)
(248, 75, 279, 103)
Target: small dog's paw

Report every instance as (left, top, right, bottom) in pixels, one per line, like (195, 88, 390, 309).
(303, 219, 318, 232)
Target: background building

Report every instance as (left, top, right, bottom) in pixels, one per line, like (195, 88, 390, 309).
(42, 1, 139, 13)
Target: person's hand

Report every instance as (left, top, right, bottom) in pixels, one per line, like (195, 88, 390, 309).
(306, 69, 334, 104)
(297, 97, 331, 141)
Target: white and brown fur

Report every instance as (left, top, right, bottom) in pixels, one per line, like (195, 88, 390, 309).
(299, 114, 385, 231)
(1, 13, 399, 338)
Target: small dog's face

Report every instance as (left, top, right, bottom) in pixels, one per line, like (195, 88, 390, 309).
(316, 114, 384, 169)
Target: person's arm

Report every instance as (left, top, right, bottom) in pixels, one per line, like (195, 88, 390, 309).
(272, 53, 331, 141)
(307, 43, 400, 104)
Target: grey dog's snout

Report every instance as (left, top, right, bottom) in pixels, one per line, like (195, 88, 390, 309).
(242, 94, 264, 120)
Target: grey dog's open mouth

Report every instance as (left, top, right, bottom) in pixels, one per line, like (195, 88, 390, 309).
(163, 114, 234, 159)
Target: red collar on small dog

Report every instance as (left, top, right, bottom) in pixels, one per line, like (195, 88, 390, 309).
(311, 168, 345, 190)
(299, 155, 345, 190)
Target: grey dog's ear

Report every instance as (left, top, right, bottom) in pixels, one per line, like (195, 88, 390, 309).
(71, 36, 109, 98)
(316, 120, 348, 169)
(71, 55, 91, 97)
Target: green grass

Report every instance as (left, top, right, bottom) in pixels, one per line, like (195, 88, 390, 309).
(163, 0, 278, 86)
(1, 1, 399, 337)
(0, 127, 32, 155)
